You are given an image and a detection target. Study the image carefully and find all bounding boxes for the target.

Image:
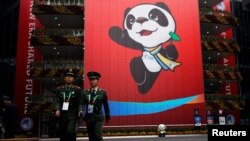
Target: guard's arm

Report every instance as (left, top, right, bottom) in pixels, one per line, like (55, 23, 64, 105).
(81, 90, 88, 115)
(77, 88, 83, 112)
(54, 87, 61, 111)
(54, 87, 62, 117)
(102, 91, 110, 122)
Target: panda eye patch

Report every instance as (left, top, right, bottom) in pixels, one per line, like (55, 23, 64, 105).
(126, 14, 135, 29)
(148, 9, 168, 27)
(149, 13, 158, 21)
(130, 18, 135, 24)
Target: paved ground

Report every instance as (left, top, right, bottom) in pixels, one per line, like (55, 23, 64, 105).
(0, 134, 207, 141)
(42, 134, 207, 141)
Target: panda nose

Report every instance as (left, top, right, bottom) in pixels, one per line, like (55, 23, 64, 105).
(136, 17, 148, 24)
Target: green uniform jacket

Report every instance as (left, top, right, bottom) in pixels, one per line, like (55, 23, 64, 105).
(83, 88, 110, 122)
(55, 85, 82, 120)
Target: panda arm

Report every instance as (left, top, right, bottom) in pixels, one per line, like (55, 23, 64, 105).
(109, 26, 143, 50)
(160, 44, 178, 60)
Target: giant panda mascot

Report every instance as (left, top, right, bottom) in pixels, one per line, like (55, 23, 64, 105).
(109, 2, 182, 94)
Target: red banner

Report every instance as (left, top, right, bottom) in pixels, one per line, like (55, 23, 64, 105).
(85, 0, 205, 126)
(15, 0, 41, 128)
(217, 54, 236, 67)
(219, 82, 238, 95)
(218, 55, 238, 95)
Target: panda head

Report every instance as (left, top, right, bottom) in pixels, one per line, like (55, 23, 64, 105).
(124, 3, 176, 48)
(158, 124, 166, 131)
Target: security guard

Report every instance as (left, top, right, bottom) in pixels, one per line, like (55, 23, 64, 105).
(55, 68, 82, 141)
(83, 71, 110, 141)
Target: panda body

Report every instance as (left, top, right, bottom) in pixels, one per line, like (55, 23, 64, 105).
(142, 51, 161, 72)
(109, 2, 180, 94)
(124, 4, 176, 72)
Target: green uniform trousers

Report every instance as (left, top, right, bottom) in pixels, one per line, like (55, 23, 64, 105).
(86, 121, 103, 141)
(59, 118, 77, 141)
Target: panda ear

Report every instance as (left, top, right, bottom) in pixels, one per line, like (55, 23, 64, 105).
(155, 2, 171, 14)
(124, 8, 131, 18)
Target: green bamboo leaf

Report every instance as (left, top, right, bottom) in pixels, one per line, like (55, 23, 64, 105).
(169, 32, 181, 42)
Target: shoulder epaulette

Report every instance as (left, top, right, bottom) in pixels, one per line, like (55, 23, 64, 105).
(99, 88, 106, 92)
(73, 85, 81, 89)
(57, 85, 65, 89)
(83, 89, 89, 92)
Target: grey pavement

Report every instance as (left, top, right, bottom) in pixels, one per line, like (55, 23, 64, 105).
(38, 134, 207, 141)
